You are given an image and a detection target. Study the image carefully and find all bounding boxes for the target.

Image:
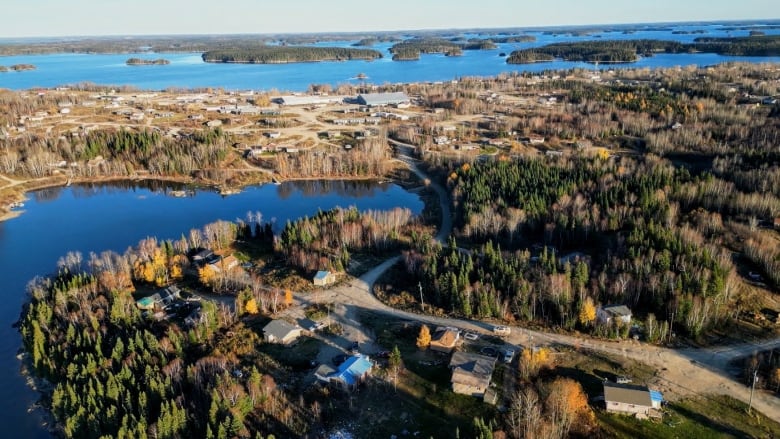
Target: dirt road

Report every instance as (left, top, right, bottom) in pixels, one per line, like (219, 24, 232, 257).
(283, 145, 780, 420)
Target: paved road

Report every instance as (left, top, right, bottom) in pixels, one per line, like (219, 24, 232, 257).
(291, 142, 780, 420)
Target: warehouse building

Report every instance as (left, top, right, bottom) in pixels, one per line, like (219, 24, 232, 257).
(356, 92, 410, 107)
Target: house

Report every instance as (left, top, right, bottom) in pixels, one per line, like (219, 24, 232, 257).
(208, 255, 239, 273)
(313, 270, 336, 286)
(159, 285, 181, 304)
(315, 354, 373, 391)
(597, 304, 632, 325)
(449, 351, 496, 399)
(263, 320, 303, 345)
(429, 327, 460, 353)
(191, 249, 217, 265)
(603, 382, 663, 417)
(356, 92, 410, 107)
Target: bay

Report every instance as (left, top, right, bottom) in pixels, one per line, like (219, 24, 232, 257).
(0, 179, 423, 436)
(1, 24, 780, 91)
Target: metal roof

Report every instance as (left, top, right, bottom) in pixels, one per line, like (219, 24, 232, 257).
(650, 390, 664, 403)
(262, 319, 300, 341)
(333, 354, 373, 385)
(357, 92, 410, 106)
(314, 270, 331, 280)
(603, 304, 632, 317)
(603, 382, 652, 406)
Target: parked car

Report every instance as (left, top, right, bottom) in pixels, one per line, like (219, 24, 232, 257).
(309, 321, 327, 332)
(464, 332, 479, 341)
(350, 341, 360, 353)
(616, 376, 632, 384)
(503, 349, 515, 364)
(493, 325, 511, 336)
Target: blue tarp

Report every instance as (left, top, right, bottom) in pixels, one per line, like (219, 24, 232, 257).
(650, 390, 664, 403)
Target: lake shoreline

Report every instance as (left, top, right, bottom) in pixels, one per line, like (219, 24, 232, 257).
(0, 165, 414, 224)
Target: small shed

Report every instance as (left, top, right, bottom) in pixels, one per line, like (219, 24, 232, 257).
(429, 328, 460, 353)
(313, 270, 336, 286)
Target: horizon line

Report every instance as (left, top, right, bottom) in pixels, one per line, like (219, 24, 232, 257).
(2, 18, 780, 41)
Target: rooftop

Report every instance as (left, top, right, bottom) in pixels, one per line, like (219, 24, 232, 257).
(603, 382, 653, 406)
(602, 304, 632, 316)
(263, 319, 300, 340)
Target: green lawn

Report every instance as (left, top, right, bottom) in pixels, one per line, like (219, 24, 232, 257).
(599, 395, 780, 439)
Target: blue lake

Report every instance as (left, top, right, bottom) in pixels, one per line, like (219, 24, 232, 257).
(1, 24, 780, 91)
(0, 179, 423, 437)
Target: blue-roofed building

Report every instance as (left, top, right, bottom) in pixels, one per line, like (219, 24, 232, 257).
(649, 390, 664, 408)
(314, 354, 373, 391)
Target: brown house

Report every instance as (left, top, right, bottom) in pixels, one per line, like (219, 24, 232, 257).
(429, 327, 460, 353)
(449, 351, 496, 399)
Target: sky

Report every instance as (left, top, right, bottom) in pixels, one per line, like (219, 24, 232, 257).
(2, 0, 778, 38)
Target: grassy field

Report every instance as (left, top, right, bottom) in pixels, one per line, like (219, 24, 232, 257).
(599, 395, 780, 439)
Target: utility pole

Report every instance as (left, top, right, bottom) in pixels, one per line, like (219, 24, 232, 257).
(748, 368, 758, 415)
(418, 282, 424, 311)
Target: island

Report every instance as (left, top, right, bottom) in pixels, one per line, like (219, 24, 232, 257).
(507, 35, 780, 64)
(126, 57, 170, 66)
(202, 46, 383, 64)
(8, 64, 36, 71)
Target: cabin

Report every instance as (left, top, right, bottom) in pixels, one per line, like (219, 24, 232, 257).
(429, 327, 460, 353)
(603, 382, 663, 417)
(449, 351, 496, 399)
(314, 354, 373, 391)
(262, 320, 303, 345)
(597, 304, 632, 325)
(313, 270, 336, 286)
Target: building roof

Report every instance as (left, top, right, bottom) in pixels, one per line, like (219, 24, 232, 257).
(314, 270, 332, 280)
(333, 354, 373, 386)
(263, 319, 300, 341)
(431, 328, 459, 348)
(137, 297, 155, 307)
(650, 390, 664, 403)
(357, 92, 410, 107)
(449, 351, 496, 383)
(603, 382, 652, 406)
(602, 304, 632, 317)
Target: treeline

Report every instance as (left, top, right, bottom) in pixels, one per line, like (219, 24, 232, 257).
(390, 39, 464, 60)
(202, 47, 382, 64)
(267, 137, 392, 178)
(0, 127, 229, 178)
(692, 35, 780, 56)
(279, 206, 416, 272)
(507, 35, 780, 64)
(402, 156, 742, 338)
(507, 39, 686, 63)
(19, 222, 309, 438)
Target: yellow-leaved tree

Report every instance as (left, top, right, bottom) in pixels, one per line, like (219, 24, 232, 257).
(245, 298, 259, 315)
(198, 265, 216, 287)
(416, 324, 431, 350)
(578, 297, 596, 327)
(546, 377, 594, 437)
(519, 347, 551, 380)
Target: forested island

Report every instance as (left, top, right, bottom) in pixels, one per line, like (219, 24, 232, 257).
(0, 64, 37, 72)
(202, 46, 383, 64)
(507, 35, 780, 63)
(126, 57, 170, 66)
(388, 37, 499, 60)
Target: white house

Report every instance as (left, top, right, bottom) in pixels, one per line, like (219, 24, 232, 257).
(603, 382, 663, 417)
(597, 304, 632, 325)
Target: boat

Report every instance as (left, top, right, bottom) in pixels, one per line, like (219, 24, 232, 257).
(9, 201, 24, 209)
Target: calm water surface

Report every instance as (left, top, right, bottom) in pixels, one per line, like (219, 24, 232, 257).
(1, 25, 780, 91)
(0, 180, 423, 436)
